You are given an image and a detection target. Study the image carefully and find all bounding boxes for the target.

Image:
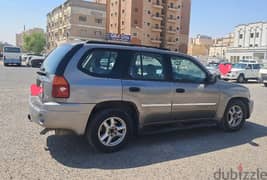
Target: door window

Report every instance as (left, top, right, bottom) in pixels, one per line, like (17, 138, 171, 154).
(129, 53, 165, 80)
(171, 56, 206, 83)
(253, 64, 260, 69)
(79, 50, 118, 76)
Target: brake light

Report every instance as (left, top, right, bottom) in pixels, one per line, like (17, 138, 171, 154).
(31, 84, 43, 96)
(52, 76, 70, 98)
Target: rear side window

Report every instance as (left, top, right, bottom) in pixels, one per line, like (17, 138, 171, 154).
(41, 44, 73, 74)
(79, 49, 118, 76)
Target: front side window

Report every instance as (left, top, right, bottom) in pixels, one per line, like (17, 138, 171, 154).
(253, 64, 260, 69)
(171, 57, 206, 83)
(80, 50, 118, 76)
(129, 53, 165, 80)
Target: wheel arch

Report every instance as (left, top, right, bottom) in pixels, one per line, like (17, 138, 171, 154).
(86, 101, 140, 135)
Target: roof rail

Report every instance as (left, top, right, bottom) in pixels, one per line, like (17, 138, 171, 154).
(86, 41, 169, 51)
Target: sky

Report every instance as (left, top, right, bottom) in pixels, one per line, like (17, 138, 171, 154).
(0, 0, 267, 45)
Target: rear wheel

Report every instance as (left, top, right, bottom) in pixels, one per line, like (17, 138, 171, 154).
(237, 74, 246, 83)
(220, 100, 247, 131)
(86, 109, 133, 153)
(264, 83, 267, 87)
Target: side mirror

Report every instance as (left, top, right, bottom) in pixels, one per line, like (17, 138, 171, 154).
(206, 74, 217, 84)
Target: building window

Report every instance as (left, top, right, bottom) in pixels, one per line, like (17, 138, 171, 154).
(249, 44, 253, 47)
(250, 33, 254, 38)
(177, 16, 180, 19)
(134, 20, 138, 24)
(79, 16, 87, 22)
(256, 32, 260, 38)
(135, 8, 138, 12)
(95, 18, 103, 24)
(133, 32, 137, 36)
(238, 45, 242, 47)
(122, 9, 125, 13)
(147, 22, 150, 26)
(148, 10, 151, 14)
(239, 34, 243, 39)
(95, 31, 102, 36)
(255, 44, 258, 47)
(122, 21, 125, 25)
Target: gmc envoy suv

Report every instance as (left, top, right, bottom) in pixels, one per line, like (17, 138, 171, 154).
(28, 42, 253, 153)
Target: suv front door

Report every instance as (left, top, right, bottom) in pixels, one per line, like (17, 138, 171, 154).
(122, 52, 173, 125)
(170, 56, 220, 121)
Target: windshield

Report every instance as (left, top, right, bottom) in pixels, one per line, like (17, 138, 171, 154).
(4, 47, 21, 53)
(232, 63, 247, 69)
(41, 44, 73, 74)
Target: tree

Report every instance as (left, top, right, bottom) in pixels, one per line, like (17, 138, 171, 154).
(23, 32, 46, 54)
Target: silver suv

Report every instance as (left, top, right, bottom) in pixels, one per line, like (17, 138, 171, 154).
(28, 42, 253, 152)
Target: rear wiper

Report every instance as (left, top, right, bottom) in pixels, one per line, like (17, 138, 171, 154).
(37, 71, 47, 76)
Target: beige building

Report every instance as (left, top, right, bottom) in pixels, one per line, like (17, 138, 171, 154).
(47, 0, 106, 51)
(16, 28, 44, 49)
(188, 34, 213, 57)
(209, 33, 234, 59)
(106, 0, 191, 53)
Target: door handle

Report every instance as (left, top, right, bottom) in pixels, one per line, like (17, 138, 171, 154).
(129, 87, 140, 92)
(176, 88, 185, 93)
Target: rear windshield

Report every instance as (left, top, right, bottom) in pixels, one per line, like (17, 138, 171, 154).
(4, 47, 21, 53)
(41, 44, 73, 74)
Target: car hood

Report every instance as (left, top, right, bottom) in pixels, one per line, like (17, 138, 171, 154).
(231, 68, 244, 72)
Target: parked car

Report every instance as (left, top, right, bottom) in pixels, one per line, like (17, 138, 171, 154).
(221, 61, 261, 83)
(25, 54, 45, 67)
(206, 63, 221, 78)
(2, 46, 22, 66)
(28, 42, 253, 153)
(259, 63, 267, 87)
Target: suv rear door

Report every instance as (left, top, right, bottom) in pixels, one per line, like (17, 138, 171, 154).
(170, 56, 220, 121)
(122, 52, 173, 125)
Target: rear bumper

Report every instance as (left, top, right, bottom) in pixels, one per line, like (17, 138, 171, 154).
(221, 74, 238, 80)
(248, 100, 254, 119)
(28, 96, 95, 135)
(4, 59, 21, 64)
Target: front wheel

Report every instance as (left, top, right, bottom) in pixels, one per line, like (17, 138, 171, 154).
(86, 109, 133, 153)
(219, 100, 247, 132)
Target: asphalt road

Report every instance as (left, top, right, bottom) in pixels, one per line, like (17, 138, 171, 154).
(0, 63, 267, 180)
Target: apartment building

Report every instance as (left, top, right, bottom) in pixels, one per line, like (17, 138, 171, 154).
(209, 33, 234, 59)
(226, 22, 267, 63)
(16, 28, 44, 49)
(106, 0, 191, 53)
(188, 34, 213, 57)
(47, 0, 106, 51)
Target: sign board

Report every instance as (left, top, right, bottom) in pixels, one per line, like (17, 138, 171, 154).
(105, 33, 131, 42)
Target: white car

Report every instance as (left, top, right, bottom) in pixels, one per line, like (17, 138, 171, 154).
(259, 63, 267, 87)
(25, 55, 45, 67)
(221, 61, 261, 83)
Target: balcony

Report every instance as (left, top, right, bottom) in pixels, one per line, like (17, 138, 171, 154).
(151, 26, 162, 32)
(168, 6, 179, 11)
(167, 30, 176, 34)
(150, 38, 161, 44)
(167, 40, 176, 45)
(167, 18, 177, 23)
(152, 1, 163, 9)
(152, 15, 163, 21)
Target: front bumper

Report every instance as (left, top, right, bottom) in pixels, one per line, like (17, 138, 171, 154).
(221, 73, 239, 80)
(28, 96, 95, 135)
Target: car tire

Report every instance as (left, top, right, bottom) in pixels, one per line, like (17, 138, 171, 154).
(86, 108, 133, 153)
(264, 83, 267, 87)
(219, 100, 247, 132)
(237, 74, 246, 83)
(4, 63, 8, 66)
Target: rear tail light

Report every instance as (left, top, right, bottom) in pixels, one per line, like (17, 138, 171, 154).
(31, 84, 43, 96)
(52, 76, 70, 98)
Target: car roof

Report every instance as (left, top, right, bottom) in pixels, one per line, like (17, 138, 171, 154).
(78, 41, 191, 58)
